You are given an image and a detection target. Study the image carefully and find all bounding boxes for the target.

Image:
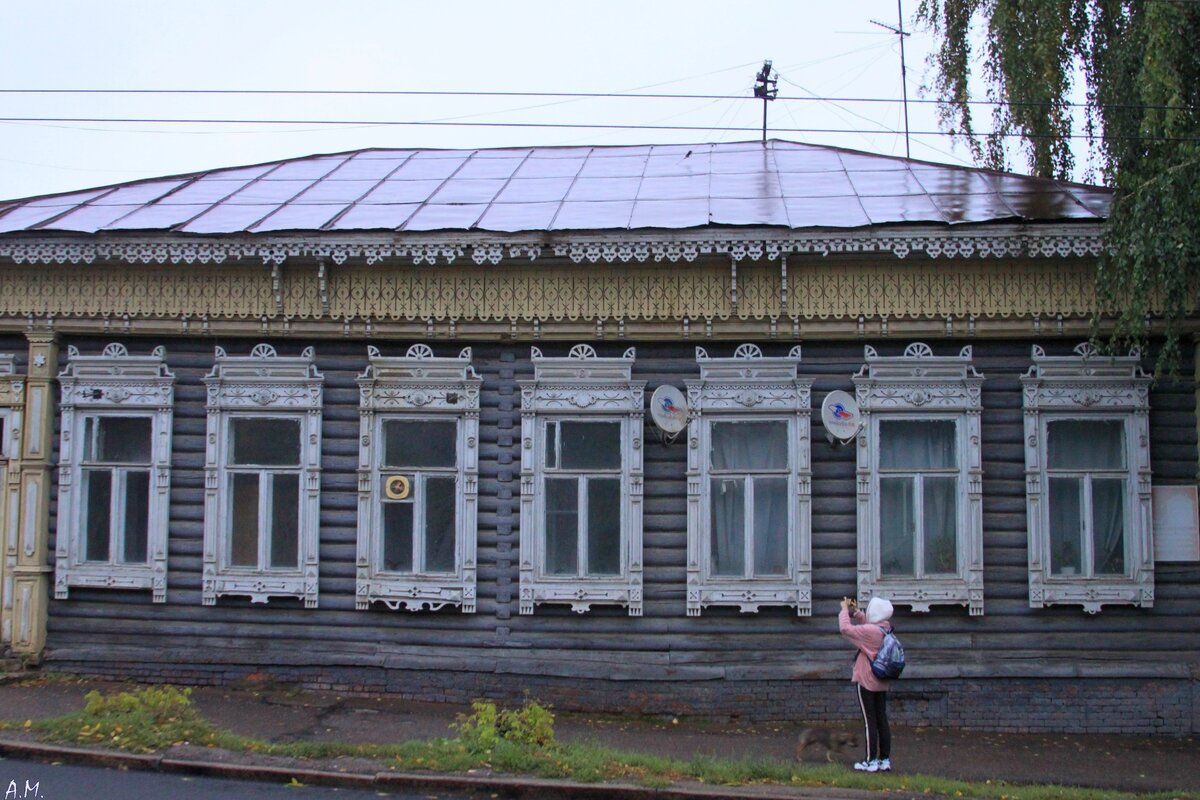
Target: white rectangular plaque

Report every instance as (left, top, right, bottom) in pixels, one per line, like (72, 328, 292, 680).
(1153, 485, 1200, 562)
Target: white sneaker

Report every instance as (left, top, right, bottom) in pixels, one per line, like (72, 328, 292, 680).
(876, 758, 892, 771)
(853, 759, 879, 772)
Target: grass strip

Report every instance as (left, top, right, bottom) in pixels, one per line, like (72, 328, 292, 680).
(0, 686, 1192, 800)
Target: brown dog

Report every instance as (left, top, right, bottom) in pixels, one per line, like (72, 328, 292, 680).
(795, 727, 859, 761)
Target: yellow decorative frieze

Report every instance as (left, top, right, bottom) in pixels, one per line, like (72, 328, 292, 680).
(0, 257, 1108, 327)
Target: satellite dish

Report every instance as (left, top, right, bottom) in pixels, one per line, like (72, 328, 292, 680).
(821, 390, 862, 443)
(649, 385, 689, 436)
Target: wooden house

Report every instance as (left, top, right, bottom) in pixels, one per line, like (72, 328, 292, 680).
(0, 140, 1196, 733)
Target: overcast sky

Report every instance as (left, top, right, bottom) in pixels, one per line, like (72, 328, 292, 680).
(0, 1, 991, 202)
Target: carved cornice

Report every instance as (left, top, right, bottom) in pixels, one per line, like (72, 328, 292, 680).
(0, 226, 1106, 266)
(0, 255, 1122, 340)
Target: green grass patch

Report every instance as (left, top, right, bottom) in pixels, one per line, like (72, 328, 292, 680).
(3, 688, 1195, 800)
(30, 685, 222, 753)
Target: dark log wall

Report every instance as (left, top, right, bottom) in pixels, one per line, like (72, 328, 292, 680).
(39, 336, 1200, 732)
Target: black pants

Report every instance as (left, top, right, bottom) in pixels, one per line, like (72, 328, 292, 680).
(856, 684, 890, 761)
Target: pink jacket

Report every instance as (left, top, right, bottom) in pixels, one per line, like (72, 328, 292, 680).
(838, 607, 891, 692)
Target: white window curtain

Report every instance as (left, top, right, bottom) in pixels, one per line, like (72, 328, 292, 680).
(1047, 420, 1127, 577)
(878, 420, 958, 577)
(709, 421, 789, 578)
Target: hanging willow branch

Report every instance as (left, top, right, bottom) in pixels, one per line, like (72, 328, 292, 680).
(917, 0, 1200, 375)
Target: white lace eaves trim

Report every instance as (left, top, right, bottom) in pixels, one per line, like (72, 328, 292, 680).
(0, 228, 1106, 267)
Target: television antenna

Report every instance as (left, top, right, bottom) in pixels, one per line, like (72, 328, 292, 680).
(871, 1, 912, 158)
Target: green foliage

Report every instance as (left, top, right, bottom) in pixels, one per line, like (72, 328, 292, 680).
(36, 685, 220, 753)
(454, 699, 556, 751)
(917, 1, 1200, 374)
(12, 688, 1198, 798)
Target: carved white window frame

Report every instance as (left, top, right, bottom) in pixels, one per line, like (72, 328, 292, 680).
(356, 344, 481, 612)
(853, 343, 985, 615)
(519, 344, 645, 615)
(1021, 343, 1153, 613)
(683, 344, 813, 616)
(54, 344, 174, 602)
(202, 344, 323, 607)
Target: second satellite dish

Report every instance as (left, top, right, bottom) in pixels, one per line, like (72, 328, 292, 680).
(821, 390, 862, 444)
(649, 384, 689, 440)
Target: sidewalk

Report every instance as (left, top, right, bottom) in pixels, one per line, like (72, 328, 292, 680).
(0, 676, 1195, 798)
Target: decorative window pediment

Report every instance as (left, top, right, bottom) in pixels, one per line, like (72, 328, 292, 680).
(684, 344, 813, 616)
(519, 345, 645, 615)
(55, 343, 174, 602)
(202, 344, 323, 607)
(1021, 343, 1153, 613)
(356, 344, 481, 612)
(853, 343, 985, 614)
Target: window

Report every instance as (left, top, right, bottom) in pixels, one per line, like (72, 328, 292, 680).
(854, 343, 985, 615)
(357, 344, 481, 612)
(542, 419, 623, 577)
(202, 344, 323, 607)
(1022, 343, 1153, 612)
(685, 344, 812, 616)
(519, 345, 644, 615)
(55, 344, 173, 601)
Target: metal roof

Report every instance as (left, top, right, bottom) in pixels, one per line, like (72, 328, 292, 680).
(0, 140, 1112, 236)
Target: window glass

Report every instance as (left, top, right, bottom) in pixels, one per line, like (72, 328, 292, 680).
(879, 476, 915, 576)
(923, 476, 958, 574)
(269, 473, 300, 569)
(122, 470, 150, 563)
(710, 421, 788, 471)
(879, 419, 956, 470)
(231, 418, 301, 466)
(710, 478, 745, 576)
(82, 469, 112, 562)
(424, 476, 457, 572)
(587, 478, 621, 576)
(544, 478, 578, 575)
(230, 473, 260, 567)
(382, 503, 414, 572)
(85, 416, 152, 463)
(544, 421, 557, 469)
(1048, 420, 1125, 470)
(752, 476, 789, 576)
(558, 421, 621, 470)
(1048, 477, 1083, 575)
(383, 419, 457, 468)
(1092, 478, 1126, 575)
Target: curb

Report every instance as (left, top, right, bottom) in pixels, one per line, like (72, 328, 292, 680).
(0, 737, 884, 800)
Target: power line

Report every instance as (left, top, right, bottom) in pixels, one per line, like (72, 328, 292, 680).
(1, 116, 1196, 141)
(0, 88, 1193, 112)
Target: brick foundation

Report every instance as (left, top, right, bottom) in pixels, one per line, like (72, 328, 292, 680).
(46, 661, 1197, 736)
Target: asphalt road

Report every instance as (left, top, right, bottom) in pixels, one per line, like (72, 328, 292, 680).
(0, 757, 472, 800)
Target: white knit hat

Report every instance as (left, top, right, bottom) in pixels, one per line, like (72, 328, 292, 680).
(866, 597, 894, 623)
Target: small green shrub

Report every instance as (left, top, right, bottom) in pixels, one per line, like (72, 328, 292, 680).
(454, 699, 555, 751)
(454, 700, 500, 751)
(37, 685, 218, 753)
(498, 701, 555, 747)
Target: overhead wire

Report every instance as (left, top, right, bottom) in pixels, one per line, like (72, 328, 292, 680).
(0, 116, 1193, 141)
(0, 87, 1193, 112)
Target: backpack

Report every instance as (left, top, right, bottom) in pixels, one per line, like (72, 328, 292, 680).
(870, 626, 905, 680)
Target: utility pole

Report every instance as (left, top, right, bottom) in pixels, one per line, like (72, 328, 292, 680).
(871, 0, 912, 158)
(752, 60, 778, 144)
